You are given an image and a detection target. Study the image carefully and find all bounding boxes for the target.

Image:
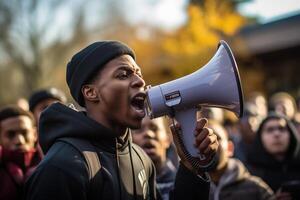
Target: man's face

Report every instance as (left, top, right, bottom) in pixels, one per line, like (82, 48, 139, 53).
(0, 116, 37, 151)
(261, 118, 290, 156)
(33, 98, 59, 124)
(92, 55, 146, 129)
(132, 116, 170, 164)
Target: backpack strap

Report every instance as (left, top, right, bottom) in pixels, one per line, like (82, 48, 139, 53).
(58, 137, 102, 199)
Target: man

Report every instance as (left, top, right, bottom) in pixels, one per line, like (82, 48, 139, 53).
(132, 116, 177, 200)
(29, 87, 67, 125)
(0, 106, 42, 200)
(207, 120, 274, 200)
(24, 41, 218, 200)
(247, 113, 300, 199)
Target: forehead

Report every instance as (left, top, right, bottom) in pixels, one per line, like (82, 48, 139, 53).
(0, 116, 33, 130)
(101, 54, 141, 73)
(264, 118, 287, 127)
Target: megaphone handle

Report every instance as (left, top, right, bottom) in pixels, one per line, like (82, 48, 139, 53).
(174, 108, 206, 159)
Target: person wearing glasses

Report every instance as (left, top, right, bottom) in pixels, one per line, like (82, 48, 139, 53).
(246, 112, 300, 200)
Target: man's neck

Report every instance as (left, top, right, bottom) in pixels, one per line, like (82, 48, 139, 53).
(86, 109, 127, 136)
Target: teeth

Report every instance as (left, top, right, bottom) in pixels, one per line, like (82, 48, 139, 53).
(135, 96, 144, 101)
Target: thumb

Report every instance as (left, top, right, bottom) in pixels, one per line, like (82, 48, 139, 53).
(169, 120, 181, 134)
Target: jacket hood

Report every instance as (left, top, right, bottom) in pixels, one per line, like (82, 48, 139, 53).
(39, 102, 129, 153)
(247, 112, 300, 167)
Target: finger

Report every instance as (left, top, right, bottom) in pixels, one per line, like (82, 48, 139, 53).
(198, 132, 217, 153)
(194, 118, 208, 136)
(170, 123, 181, 134)
(194, 127, 211, 147)
(203, 139, 218, 155)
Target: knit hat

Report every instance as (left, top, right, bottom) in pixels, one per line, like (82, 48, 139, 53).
(66, 41, 135, 107)
(29, 88, 67, 111)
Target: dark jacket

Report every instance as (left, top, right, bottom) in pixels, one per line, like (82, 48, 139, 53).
(24, 103, 210, 200)
(156, 160, 177, 200)
(246, 113, 300, 192)
(209, 158, 274, 200)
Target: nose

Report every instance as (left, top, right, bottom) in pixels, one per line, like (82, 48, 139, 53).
(144, 130, 156, 139)
(13, 134, 26, 148)
(132, 74, 145, 88)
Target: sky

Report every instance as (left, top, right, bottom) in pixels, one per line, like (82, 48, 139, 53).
(238, 0, 300, 23)
(125, 0, 300, 30)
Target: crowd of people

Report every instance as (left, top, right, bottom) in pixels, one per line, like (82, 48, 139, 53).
(0, 40, 300, 200)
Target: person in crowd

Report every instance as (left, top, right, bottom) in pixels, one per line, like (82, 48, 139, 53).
(24, 40, 219, 200)
(247, 112, 300, 199)
(247, 92, 268, 122)
(207, 120, 274, 200)
(269, 92, 296, 121)
(0, 105, 42, 200)
(233, 104, 259, 163)
(132, 116, 177, 200)
(16, 98, 29, 111)
(294, 95, 300, 135)
(29, 87, 67, 125)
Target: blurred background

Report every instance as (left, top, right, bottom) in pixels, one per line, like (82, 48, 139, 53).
(0, 0, 300, 106)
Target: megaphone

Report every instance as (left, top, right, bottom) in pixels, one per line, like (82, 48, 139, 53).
(145, 40, 244, 166)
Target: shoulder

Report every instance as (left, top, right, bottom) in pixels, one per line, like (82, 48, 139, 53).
(33, 141, 89, 182)
(247, 175, 273, 191)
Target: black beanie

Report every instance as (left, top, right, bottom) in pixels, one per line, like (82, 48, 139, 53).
(29, 88, 67, 111)
(66, 40, 135, 107)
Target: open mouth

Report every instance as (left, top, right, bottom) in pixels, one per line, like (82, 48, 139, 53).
(131, 92, 146, 117)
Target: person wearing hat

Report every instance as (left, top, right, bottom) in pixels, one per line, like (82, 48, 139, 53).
(24, 41, 219, 200)
(29, 87, 67, 125)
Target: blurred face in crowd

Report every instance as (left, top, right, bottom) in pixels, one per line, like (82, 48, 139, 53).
(132, 116, 170, 168)
(208, 122, 234, 171)
(274, 98, 295, 120)
(261, 118, 290, 160)
(249, 94, 267, 119)
(0, 115, 37, 151)
(84, 55, 146, 132)
(33, 98, 60, 125)
(238, 115, 258, 142)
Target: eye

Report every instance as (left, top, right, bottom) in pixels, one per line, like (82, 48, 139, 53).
(7, 130, 16, 139)
(149, 124, 158, 132)
(136, 72, 143, 78)
(117, 70, 132, 80)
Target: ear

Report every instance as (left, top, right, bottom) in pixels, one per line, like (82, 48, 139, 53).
(81, 85, 100, 103)
(32, 127, 38, 143)
(227, 140, 235, 157)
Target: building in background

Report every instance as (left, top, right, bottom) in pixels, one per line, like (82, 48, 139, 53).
(235, 13, 300, 97)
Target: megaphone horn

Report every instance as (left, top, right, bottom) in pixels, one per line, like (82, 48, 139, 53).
(145, 40, 244, 168)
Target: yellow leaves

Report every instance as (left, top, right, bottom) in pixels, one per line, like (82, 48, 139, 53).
(204, 0, 246, 35)
(163, 0, 246, 55)
(125, 0, 248, 86)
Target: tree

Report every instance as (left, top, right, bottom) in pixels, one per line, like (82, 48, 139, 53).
(0, 0, 87, 103)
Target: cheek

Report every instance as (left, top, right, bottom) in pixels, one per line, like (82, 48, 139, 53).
(261, 134, 272, 149)
(0, 135, 13, 148)
(102, 85, 129, 111)
(281, 132, 290, 147)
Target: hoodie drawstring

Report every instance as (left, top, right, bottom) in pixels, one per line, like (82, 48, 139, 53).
(115, 138, 122, 200)
(129, 141, 138, 200)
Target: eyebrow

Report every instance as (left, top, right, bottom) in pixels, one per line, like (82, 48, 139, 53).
(116, 66, 141, 74)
